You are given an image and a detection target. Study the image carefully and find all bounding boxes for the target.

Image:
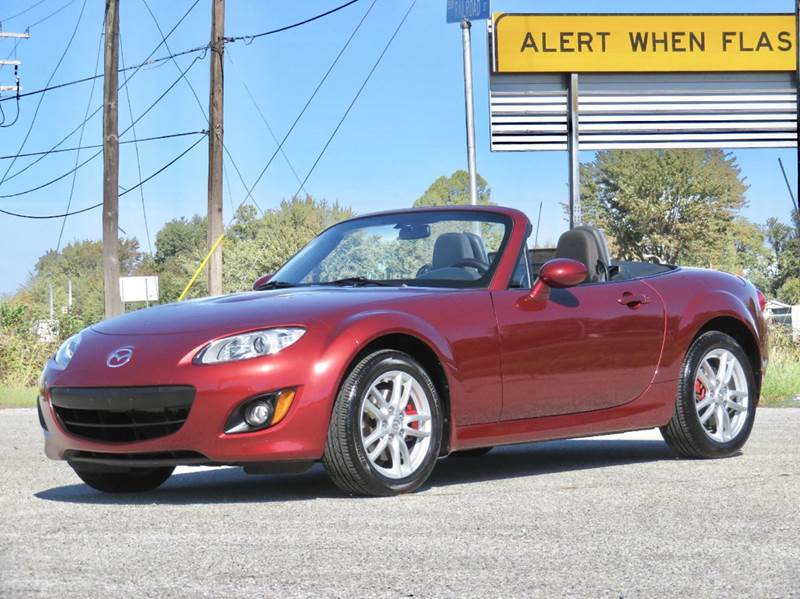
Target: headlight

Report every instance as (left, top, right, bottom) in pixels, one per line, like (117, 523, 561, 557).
(196, 328, 305, 364)
(54, 332, 82, 369)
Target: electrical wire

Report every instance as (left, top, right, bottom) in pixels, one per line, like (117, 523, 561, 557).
(24, 0, 75, 29)
(119, 31, 152, 254)
(0, 130, 207, 160)
(0, 0, 87, 185)
(56, 18, 102, 252)
(224, 0, 361, 44)
(231, 0, 378, 218)
(1, 0, 362, 103)
(0, 132, 207, 219)
(0, 0, 50, 24)
(290, 0, 417, 200)
(139, 0, 263, 219)
(226, 46, 307, 197)
(0, 54, 204, 198)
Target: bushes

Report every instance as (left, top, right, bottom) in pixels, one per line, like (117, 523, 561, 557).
(761, 324, 800, 405)
(0, 303, 57, 388)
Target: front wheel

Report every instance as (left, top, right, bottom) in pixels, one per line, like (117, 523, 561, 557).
(71, 465, 174, 493)
(661, 331, 757, 458)
(323, 350, 443, 496)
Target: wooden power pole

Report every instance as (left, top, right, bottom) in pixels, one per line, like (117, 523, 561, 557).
(207, 0, 225, 296)
(102, 0, 122, 318)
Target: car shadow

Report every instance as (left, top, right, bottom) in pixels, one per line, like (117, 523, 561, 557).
(35, 437, 678, 505)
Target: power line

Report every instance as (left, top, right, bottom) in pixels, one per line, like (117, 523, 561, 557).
(1, 0, 362, 104)
(226, 46, 307, 196)
(25, 0, 75, 30)
(56, 18, 103, 252)
(119, 31, 152, 254)
(0, 0, 51, 24)
(139, 0, 263, 224)
(0, 54, 205, 198)
(0, 129, 206, 160)
(0, 0, 87, 185)
(290, 0, 417, 200)
(231, 0, 378, 218)
(0, 132, 207, 219)
(224, 0, 361, 44)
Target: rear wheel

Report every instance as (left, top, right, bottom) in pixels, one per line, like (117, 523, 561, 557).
(661, 331, 756, 458)
(323, 350, 443, 496)
(71, 465, 174, 493)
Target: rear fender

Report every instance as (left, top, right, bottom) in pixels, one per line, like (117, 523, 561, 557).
(656, 288, 760, 382)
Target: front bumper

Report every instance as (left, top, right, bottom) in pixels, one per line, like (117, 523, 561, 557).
(39, 328, 357, 465)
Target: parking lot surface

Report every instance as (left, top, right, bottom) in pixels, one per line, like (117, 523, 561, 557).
(1, 407, 798, 598)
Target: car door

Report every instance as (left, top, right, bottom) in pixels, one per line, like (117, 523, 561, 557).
(491, 279, 665, 420)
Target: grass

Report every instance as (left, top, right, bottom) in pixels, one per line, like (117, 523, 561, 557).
(760, 352, 800, 408)
(0, 387, 37, 409)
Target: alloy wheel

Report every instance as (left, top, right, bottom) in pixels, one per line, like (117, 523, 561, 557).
(359, 370, 432, 479)
(693, 348, 749, 443)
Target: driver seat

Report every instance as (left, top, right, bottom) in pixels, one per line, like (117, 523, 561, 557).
(431, 232, 481, 270)
(555, 225, 611, 283)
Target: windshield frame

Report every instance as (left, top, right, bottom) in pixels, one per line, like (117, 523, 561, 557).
(269, 209, 514, 290)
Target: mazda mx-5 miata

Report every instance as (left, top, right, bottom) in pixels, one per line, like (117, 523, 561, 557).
(38, 206, 768, 496)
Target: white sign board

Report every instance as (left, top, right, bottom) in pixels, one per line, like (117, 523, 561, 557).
(119, 276, 159, 303)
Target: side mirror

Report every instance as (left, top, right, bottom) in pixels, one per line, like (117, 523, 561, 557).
(252, 273, 274, 291)
(530, 258, 587, 301)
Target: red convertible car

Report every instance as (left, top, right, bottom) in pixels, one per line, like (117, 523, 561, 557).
(38, 206, 768, 496)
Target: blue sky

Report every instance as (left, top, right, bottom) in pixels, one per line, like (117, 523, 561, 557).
(0, 0, 798, 294)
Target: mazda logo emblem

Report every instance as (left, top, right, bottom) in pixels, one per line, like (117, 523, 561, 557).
(106, 347, 134, 368)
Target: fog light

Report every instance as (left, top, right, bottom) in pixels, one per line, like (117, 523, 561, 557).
(244, 400, 273, 428)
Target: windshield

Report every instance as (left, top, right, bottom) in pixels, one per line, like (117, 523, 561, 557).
(270, 210, 512, 288)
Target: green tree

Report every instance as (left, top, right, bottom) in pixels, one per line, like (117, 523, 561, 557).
(414, 170, 491, 207)
(151, 215, 208, 302)
(14, 239, 143, 333)
(222, 196, 355, 293)
(580, 150, 747, 264)
(779, 278, 800, 304)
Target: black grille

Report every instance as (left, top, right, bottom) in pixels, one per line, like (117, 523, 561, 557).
(51, 386, 195, 443)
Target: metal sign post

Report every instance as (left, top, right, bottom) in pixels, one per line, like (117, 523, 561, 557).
(449, 1, 490, 206)
(796, 0, 800, 215)
(567, 73, 580, 228)
(461, 18, 478, 206)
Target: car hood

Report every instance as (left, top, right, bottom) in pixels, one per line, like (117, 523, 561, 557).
(91, 287, 444, 336)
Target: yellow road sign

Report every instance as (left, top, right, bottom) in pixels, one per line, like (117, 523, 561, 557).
(493, 14, 797, 73)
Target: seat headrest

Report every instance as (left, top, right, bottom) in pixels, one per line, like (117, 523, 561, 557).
(432, 232, 474, 270)
(555, 225, 610, 283)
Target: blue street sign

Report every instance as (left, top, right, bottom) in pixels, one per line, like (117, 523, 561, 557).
(446, 0, 490, 23)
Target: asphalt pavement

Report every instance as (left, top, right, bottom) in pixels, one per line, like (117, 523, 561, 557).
(1, 407, 798, 598)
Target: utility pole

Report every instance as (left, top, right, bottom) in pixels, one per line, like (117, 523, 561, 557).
(102, 0, 122, 318)
(207, 0, 225, 295)
(460, 18, 478, 206)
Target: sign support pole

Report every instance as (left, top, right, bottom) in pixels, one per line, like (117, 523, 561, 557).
(461, 18, 478, 205)
(567, 73, 581, 228)
(796, 0, 800, 216)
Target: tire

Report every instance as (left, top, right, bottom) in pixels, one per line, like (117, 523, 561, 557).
(660, 331, 757, 459)
(323, 350, 443, 496)
(71, 465, 174, 493)
(449, 447, 493, 458)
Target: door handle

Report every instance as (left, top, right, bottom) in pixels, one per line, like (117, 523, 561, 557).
(617, 292, 650, 308)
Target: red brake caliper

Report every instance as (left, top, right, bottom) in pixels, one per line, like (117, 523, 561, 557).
(695, 378, 706, 403)
(404, 401, 418, 430)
